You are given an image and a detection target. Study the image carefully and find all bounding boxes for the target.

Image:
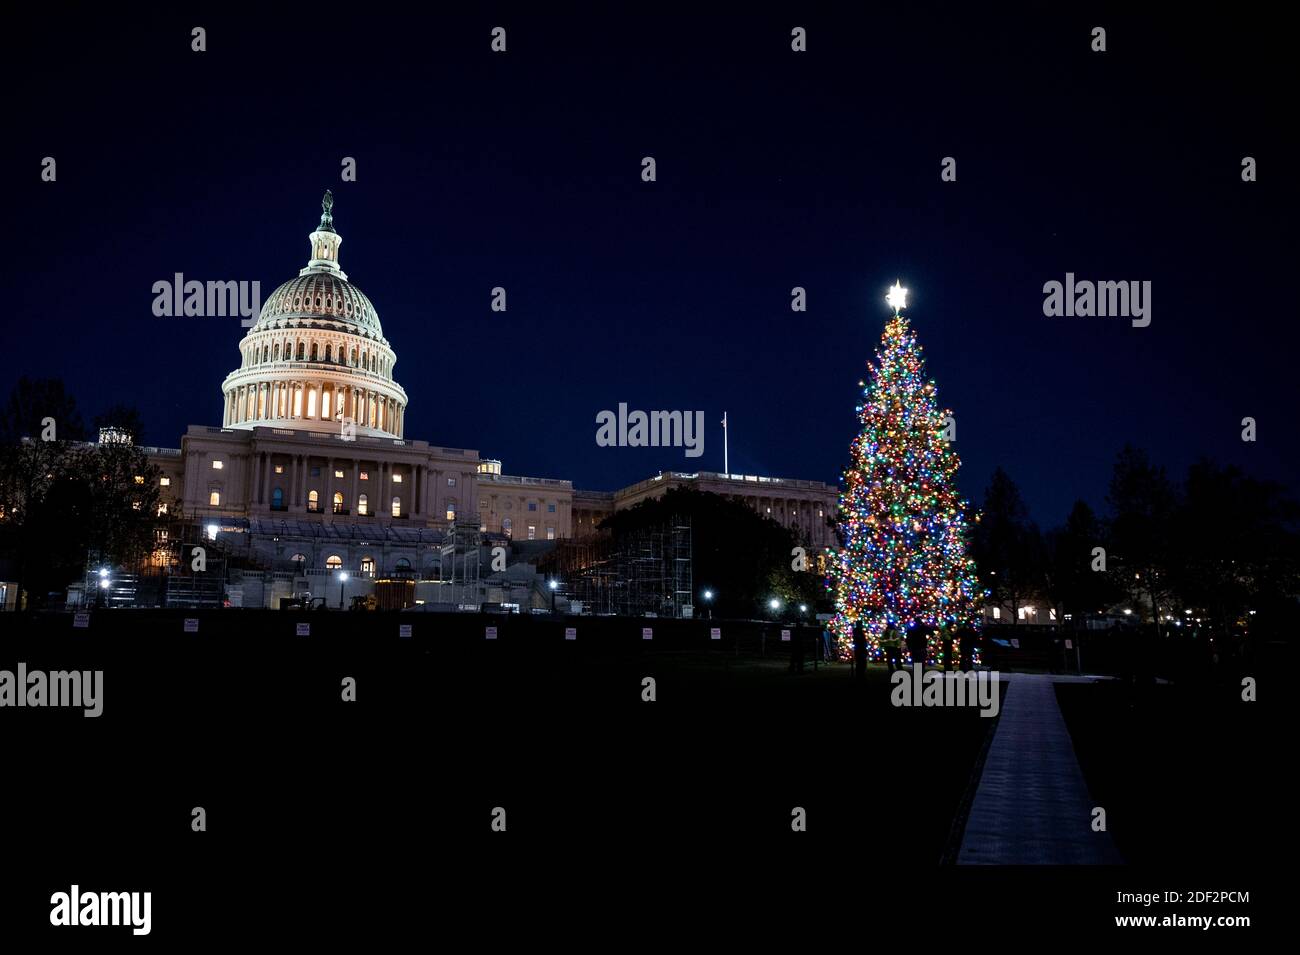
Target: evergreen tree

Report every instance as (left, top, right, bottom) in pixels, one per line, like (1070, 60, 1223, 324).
(828, 284, 981, 662)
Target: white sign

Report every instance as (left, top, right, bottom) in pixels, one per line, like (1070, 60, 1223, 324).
(399, 624, 412, 638)
(1010, 638, 1020, 649)
(642, 628, 653, 640)
(781, 629, 791, 642)
(710, 628, 721, 640)
(486, 626, 498, 640)
(72, 612, 89, 629)
(184, 618, 199, 633)
(1064, 639, 1073, 650)
(565, 627, 577, 641)
(296, 622, 311, 637)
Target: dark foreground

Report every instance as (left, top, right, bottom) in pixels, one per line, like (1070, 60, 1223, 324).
(0, 609, 1288, 941)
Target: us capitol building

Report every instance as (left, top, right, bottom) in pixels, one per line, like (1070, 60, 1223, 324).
(138, 193, 838, 609)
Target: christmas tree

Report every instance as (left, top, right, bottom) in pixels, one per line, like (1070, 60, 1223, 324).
(828, 282, 981, 665)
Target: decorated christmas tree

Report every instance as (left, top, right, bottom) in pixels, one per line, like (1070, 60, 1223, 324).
(828, 282, 981, 665)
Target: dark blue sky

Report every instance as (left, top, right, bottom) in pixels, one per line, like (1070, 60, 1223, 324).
(5, 8, 1295, 527)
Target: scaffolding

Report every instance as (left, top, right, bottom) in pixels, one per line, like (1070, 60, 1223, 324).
(546, 515, 692, 618)
(438, 520, 482, 609)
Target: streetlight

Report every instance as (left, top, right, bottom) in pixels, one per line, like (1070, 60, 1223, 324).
(549, 579, 559, 613)
(702, 588, 714, 619)
(206, 523, 219, 541)
(769, 597, 782, 617)
(338, 571, 349, 609)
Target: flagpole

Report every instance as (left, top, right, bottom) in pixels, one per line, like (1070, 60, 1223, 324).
(722, 411, 728, 475)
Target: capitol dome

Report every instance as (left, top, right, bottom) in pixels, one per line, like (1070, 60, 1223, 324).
(221, 191, 408, 438)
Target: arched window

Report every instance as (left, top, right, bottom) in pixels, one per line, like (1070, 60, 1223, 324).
(358, 494, 368, 516)
(333, 491, 344, 513)
(308, 489, 319, 512)
(307, 388, 317, 418)
(325, 344, 333, 362)
(322, 390, 331, 420)
(263, 345, 270, 362)
(391, 496, 402, 518)
(273, 342, 280, 361)
(296, 341, 305, 361)
(209, 491, 221, 506)
(271, 487, 284, 509)
(445, 499, 457, 521)
(502, 517, 512, 537)
(361, 556, 375, 577)
(394, 558, 411, 571)
(310, 342, 318, 361)
(325, 555, 342, 569)
(290, 553, 306, 566)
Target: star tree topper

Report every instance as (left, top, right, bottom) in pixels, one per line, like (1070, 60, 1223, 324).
(886, 280, 909, 315)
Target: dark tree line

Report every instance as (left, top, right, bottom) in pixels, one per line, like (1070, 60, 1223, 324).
(0, 378, 161, 609)
(972, 446, 1300, 637)
(600, 486, 823, 619)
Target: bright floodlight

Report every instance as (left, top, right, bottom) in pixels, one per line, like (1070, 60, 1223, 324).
(1123, 608, 1132, 615)
(799, 604, 808, 613)
(98, 568, 109, 578)
(206, 523, 219, 540)
(886, 280, 908, 313)
(99, 578, 110, 589)
(340, 572, 349, 581)
(769, 598, 781, 610)
(702, 589, 713, 601)
(549, 580, 559, 590)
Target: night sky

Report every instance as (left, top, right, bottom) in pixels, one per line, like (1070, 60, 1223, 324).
(5, 8, 1294, 527)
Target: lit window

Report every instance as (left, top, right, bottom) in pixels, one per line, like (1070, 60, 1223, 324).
(134, 475, 144, 485)
(160, 476, 171, 486)
(131, 501, 141, 510)
(360, 471, 369, 481)
(447, 476, 457, 487)
(333, 492, 344, 513)
(393, 474, 402, 483)
(334, 469, 344, 479)
(358, 494, 368, 515)
(992, 607, 1001, 620)
(527, 525, 536, 540)
(361, 557, 375, 577)
(212, 460, 224, 470)
(209, 491, 221, 506)
(275, 465, 284, 474)
(157, 503, 168, 516)
(446, 501, 457, 521)
(326, 555, 342, 569)
(391, 497, 402, 518)
(1049, 609, 1058, 621)
(308, 490, 319, 511)
(547, 527, 555, 540)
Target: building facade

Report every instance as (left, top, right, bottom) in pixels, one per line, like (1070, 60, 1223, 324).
(139, 194, 838, 598)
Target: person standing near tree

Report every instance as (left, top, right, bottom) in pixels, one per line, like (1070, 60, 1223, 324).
(852, 619, 866, 680)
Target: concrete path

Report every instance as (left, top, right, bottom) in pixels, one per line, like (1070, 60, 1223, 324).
(957, 673, 1123, 865)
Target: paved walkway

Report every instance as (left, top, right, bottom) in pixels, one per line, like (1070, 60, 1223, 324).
(957, 673, 1123, 865)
